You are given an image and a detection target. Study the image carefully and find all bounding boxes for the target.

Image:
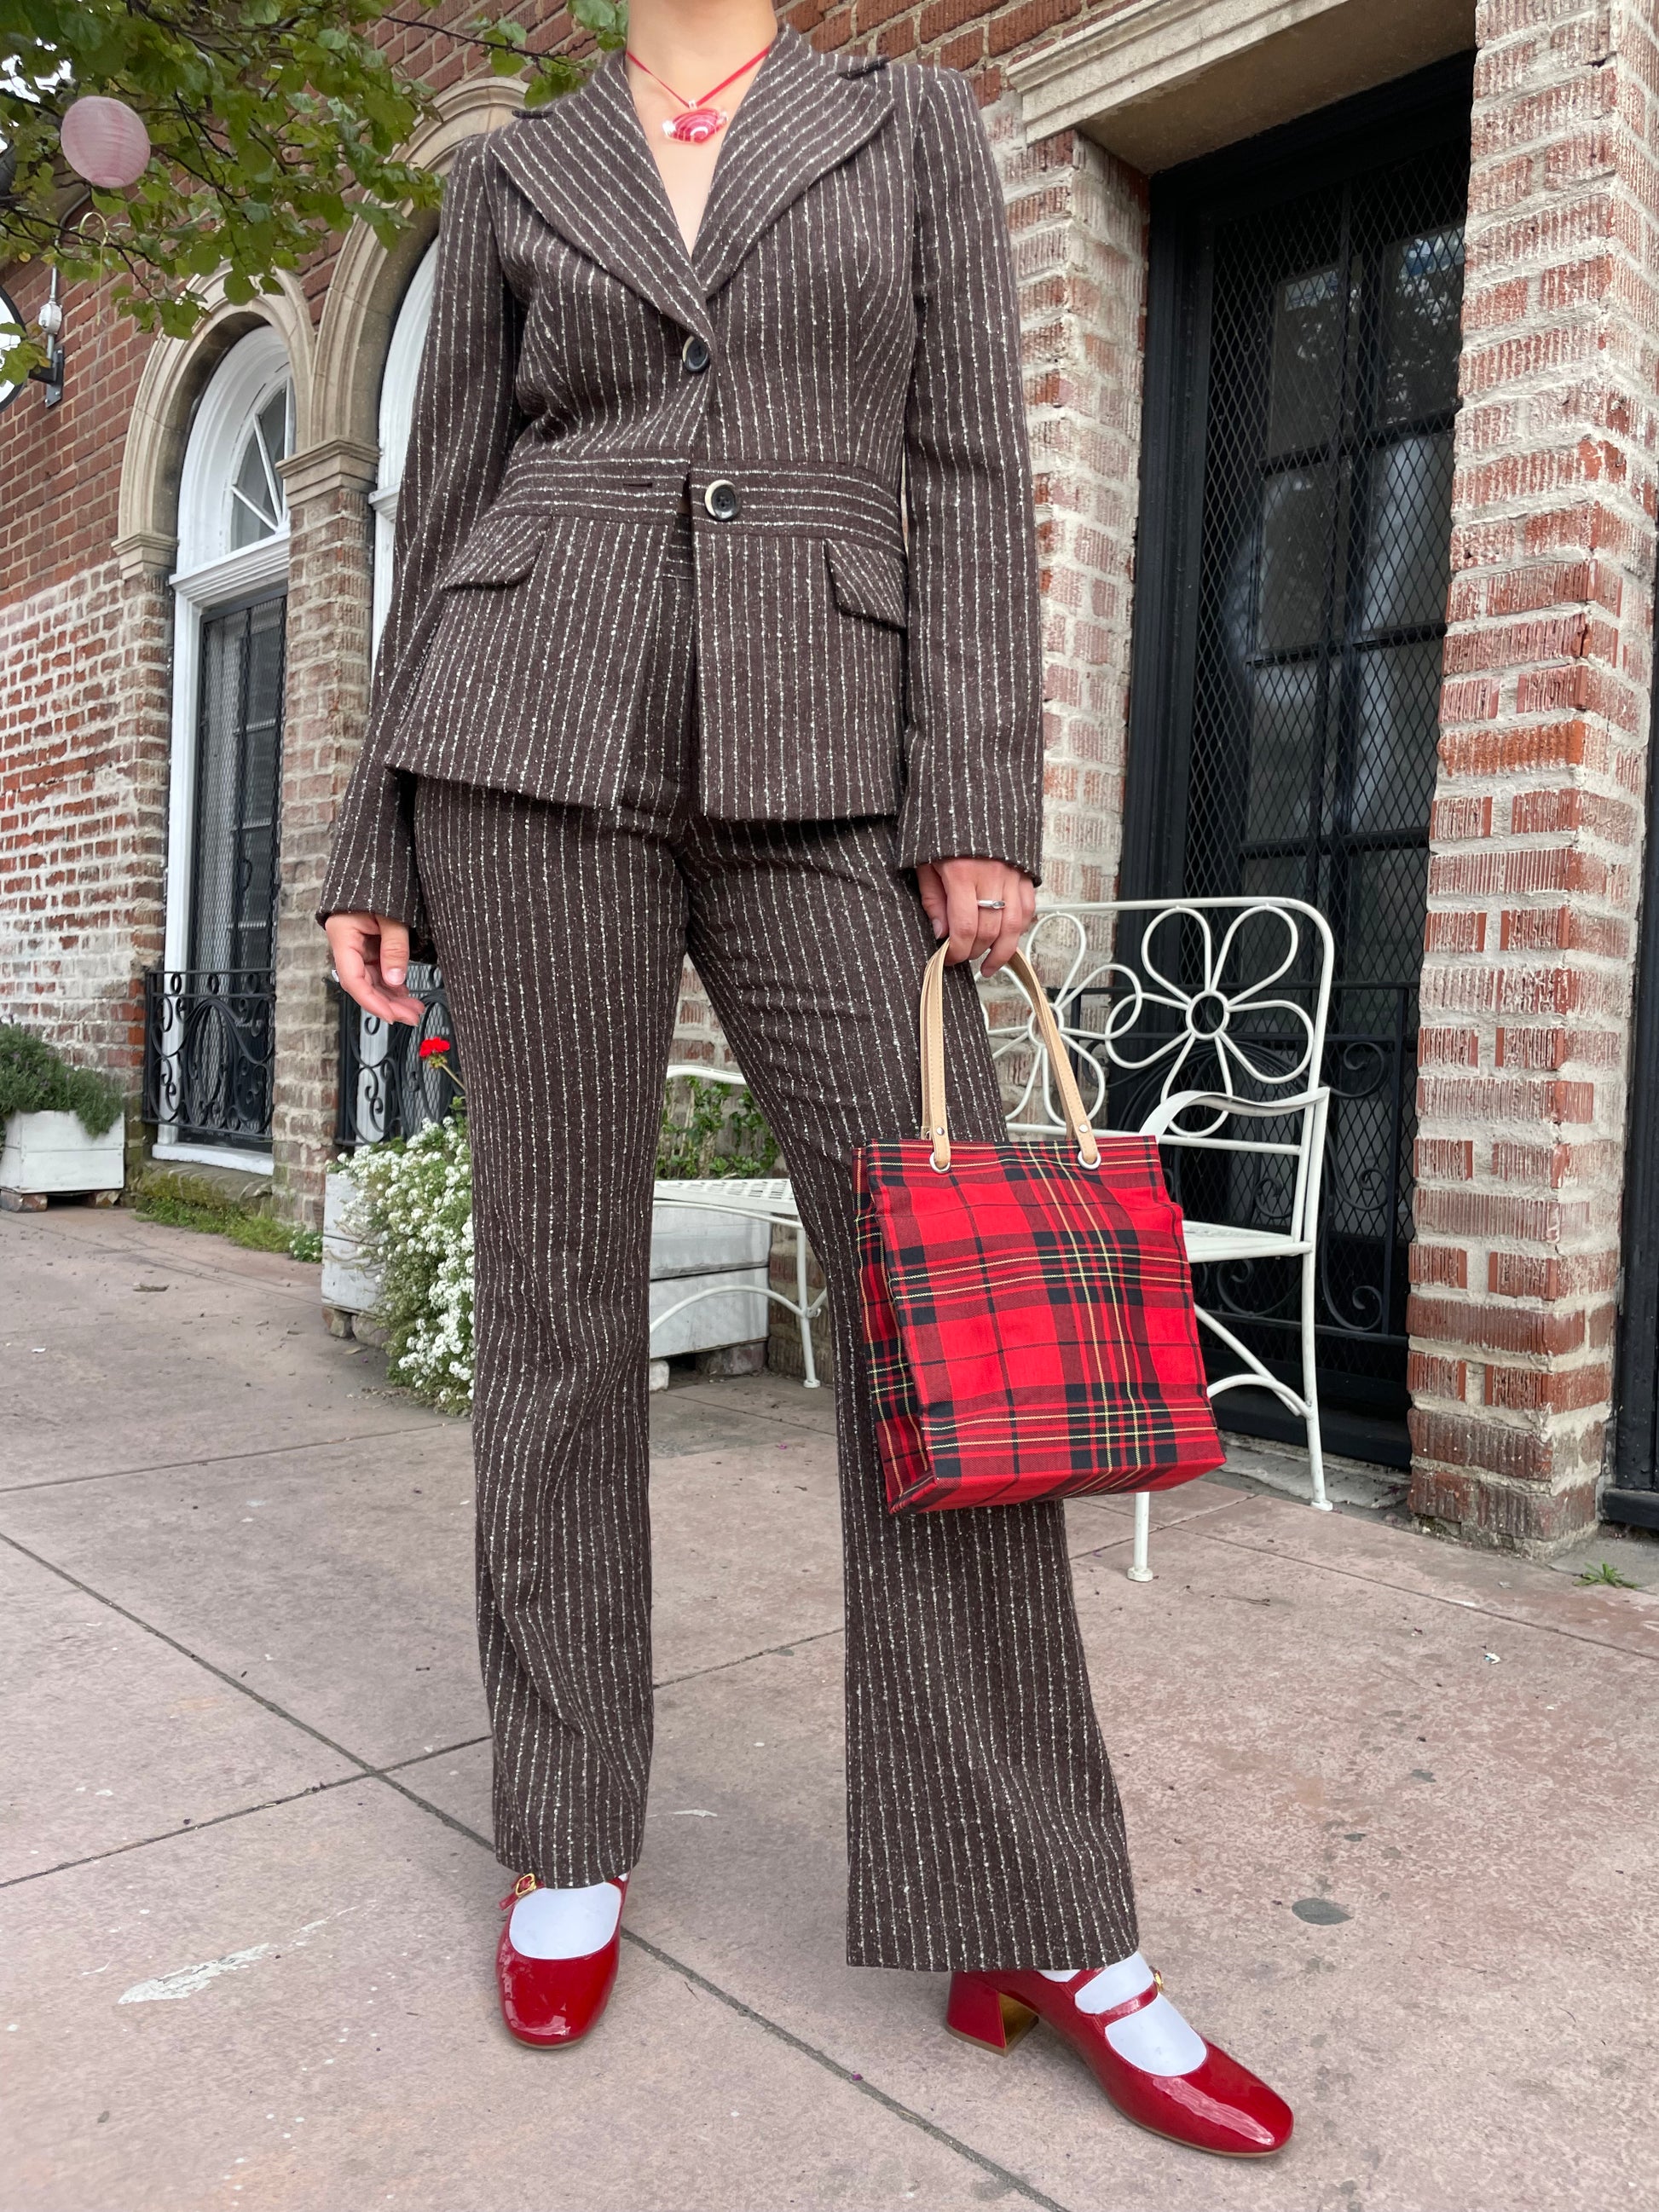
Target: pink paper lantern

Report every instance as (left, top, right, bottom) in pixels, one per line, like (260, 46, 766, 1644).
(61, 97, 152, 190)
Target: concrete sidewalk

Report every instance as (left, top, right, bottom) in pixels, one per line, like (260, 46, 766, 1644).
(3, 1205, 1656, 2212)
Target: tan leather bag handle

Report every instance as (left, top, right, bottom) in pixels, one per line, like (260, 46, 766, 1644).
(918, 941, 1101, 1173)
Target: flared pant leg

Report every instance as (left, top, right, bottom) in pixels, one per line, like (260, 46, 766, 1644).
(672, 819, 1137, 1971)
(413, 769, 688, 1887)
(410, 531, 1140, 1973)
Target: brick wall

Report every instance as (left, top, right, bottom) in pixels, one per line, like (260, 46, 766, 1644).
(996, 99, 1148, 901)
(1411, 0, 1659, 1550)
(0, 558, 170, 1078)
(0, 249, 171, 1088)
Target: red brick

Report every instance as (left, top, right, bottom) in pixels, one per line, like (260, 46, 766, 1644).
(1485, 1359, 1611, 1412)
(1409, 1292, 1587, 1358)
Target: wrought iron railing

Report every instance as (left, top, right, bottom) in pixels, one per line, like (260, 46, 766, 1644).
(142, 967, 276, 1149)
(332, 963, 459, 1148)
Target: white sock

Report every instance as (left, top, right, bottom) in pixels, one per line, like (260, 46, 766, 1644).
(507, 1880, 624, 1961)
(1038, 1950, 1207, 2076)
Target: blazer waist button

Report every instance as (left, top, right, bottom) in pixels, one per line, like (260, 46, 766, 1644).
(680, 333, 711, 373)
(703, 478, 741, 522)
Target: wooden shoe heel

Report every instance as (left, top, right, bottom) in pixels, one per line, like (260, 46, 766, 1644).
(945, 1972, 1039, 2052)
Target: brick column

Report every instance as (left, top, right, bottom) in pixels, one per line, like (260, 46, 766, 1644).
(990, 95, 1150, 902)
(272, 437, 380, 1227)
(1410, 0, 1659, 1551)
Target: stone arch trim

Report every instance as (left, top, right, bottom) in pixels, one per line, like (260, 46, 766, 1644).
(113, 269, 315, 581)
(309, 74, 525, 471)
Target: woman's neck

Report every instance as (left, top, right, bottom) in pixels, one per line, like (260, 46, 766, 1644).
(623, 0, 780, 255)
(622, 0, 780, 93)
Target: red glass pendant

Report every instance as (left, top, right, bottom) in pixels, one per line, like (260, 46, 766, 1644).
(663, 107, 729, 143)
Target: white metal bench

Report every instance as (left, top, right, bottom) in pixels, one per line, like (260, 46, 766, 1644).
(991, 898, 1335, 1575)
(651, 1078, 825, 1386)
(653, 896, 1335, 1578)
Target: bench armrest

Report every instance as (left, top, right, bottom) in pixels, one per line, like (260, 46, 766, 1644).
(1139, 1087, 1328, 1139)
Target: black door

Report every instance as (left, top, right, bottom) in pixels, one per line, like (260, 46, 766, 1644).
(1123, 61, 1473, 1464)
(173, 592, 286, 1147)
(1606, 646, 1659, 1528)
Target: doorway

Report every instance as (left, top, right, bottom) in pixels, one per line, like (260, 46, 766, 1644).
(1123, 59, 1474, 1464)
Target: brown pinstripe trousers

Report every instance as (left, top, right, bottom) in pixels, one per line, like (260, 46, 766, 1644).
(409, 517, 1139, 1972)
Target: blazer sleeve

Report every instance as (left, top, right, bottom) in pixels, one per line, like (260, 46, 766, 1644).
(315, 133, 527, 948)
(895, 66, 1045, 886)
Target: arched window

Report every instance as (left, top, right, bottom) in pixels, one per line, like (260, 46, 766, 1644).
(153, 325, 294, 1167)
(371, 245, 436, 655)
(229, 378, 294, 548)
(175, 325, 292, 573)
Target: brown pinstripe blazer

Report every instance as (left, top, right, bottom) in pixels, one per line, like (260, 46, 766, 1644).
(316, 26, 1046, 945)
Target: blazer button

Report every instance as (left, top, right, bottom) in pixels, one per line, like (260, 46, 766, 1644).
(680, 333, 711, 373)
(703, 478, 741, 522)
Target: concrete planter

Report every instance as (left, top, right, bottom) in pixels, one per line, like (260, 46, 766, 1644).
(321, 1170, 381, 1321)
(321, 1171, 772, 1368)
(0, 1110, 125, 1205)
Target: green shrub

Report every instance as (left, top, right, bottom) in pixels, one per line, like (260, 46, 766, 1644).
(656, 1075, 776, 1180)
(0, 1024, 125, 1138)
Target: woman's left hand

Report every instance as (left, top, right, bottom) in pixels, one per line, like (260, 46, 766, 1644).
(916, 857, 1038, 977)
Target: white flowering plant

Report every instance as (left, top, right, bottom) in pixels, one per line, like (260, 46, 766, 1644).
(332, 1044, 774, 1415)
(331, 1082, 474, 1414)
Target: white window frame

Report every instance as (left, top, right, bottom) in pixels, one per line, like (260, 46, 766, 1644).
(371, 246, 437, 658)
(157, 324, 293, 1174)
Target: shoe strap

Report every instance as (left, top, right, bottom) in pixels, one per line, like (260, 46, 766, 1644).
(498, 1871, 630, 1912)
(1078, 1966, 1163, 2029)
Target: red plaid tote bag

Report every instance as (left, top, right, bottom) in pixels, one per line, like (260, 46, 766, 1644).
(855, 943, 1225, 1513)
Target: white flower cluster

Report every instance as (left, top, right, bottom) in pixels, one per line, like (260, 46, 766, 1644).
(332, 1112, 474, 1412)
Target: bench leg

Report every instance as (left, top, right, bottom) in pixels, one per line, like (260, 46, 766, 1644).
(1301, 1247, 1332, 1510)
(1126, 1492, 1153, 1582)
(796, 1228, 821, 1389)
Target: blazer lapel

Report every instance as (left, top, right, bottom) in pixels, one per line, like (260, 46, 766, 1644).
(692, 27, 896, 299)
(489, 52, 714, 343)
(488, 29, 895, 332)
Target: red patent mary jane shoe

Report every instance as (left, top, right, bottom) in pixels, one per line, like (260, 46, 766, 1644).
(945, 1967, 1292, 2158)
(495, 1873, 627, 2049)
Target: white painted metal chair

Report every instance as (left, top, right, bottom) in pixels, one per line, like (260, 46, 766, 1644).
(988, 899, 1335, 1577)
(651, 1064, 825, 1385)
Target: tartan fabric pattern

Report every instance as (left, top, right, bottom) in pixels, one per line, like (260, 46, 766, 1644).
(856, 1135, 1225, 1512)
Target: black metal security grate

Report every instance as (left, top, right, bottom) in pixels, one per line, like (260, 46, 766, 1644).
(1125, 66, 1472, 1460)
(142, 967, 276, 1149)
(190, 594, 286, 979)
(142, 590, 288, 1152)
(333, 966, 460, 1148)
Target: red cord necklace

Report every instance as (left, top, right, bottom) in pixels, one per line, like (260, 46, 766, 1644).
(625, 41, 772, 143)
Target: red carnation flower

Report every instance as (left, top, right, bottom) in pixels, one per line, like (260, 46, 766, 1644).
(419, 1037, 452, 1060)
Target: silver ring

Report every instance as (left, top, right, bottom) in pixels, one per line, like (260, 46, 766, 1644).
(975, 898, 1006, 910)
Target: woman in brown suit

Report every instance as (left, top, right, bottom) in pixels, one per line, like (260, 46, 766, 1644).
(321, 0, 1290, 2156)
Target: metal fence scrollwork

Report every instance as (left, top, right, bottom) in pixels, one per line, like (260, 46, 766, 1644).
(332, 963, 459, 1148)
(142, 967, 277, 1149)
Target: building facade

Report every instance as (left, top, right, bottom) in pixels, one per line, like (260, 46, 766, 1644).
(3, 0, 1658, 1553)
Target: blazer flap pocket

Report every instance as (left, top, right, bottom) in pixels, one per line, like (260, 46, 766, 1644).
(825, 539, 908, 631)
(436, 506, 557, 588)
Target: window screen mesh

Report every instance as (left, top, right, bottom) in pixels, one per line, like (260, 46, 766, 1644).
(1141, 129, 1469, 1437)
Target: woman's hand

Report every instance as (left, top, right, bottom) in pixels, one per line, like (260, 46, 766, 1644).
(324, 912, 426, 1027)
(916, 858, 1037, 977)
